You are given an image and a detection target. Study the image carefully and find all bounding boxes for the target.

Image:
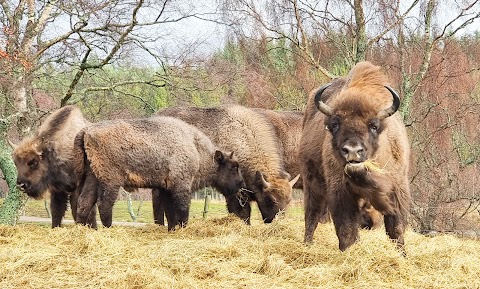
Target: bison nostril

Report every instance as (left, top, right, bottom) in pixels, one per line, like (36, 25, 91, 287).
(264, 218, 273, 224)
(17, 180, 30, 190)
(342, 143, 366, 162)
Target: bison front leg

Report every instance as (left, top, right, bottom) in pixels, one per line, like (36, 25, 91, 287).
(303, 177, 329, 243)
(155, 188, 176, 228)
(384, 213, 406, 254)
(50, 191, 69, 228)
(225, 193, 252, 225)
(330, 191, 360, 251)
(168, 190, 191, 231)
(152, 188, 165, 226)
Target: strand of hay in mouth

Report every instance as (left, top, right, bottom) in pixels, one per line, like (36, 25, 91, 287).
(363, 159, 386, 174)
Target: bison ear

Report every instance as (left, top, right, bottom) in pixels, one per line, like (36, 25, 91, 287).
(255, 171, 271, 190)
(289, 174, 300, 188)
(32, 141, 45, 158)
(214, 150, 225, 164)
(279, 170, 291, 179)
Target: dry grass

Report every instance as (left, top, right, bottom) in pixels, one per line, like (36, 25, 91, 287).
(1, 213, 480, 289)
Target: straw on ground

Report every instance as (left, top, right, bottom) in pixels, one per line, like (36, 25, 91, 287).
(1, 214, 480, 289)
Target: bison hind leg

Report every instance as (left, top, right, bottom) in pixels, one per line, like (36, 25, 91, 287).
(155, 187, 191, 231)
(170, 190, 191, 230)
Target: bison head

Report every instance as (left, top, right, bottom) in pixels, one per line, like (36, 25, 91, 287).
(212, 150, 246, 196)
(358, 198, 383, 229)
(12, 139, 51, 199)
(314, 83, 400, 180)
(253, 171, 300, 223)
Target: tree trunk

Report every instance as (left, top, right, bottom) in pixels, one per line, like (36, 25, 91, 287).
(354, 0, 367, 63)
(0, 138, 24, 225)
(120, 187, 136, 222)
(203, 188, 210, 219)
(0, 74, 31, 226)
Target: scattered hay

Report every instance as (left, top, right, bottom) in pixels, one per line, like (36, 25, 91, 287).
(1, 218, 480, 289)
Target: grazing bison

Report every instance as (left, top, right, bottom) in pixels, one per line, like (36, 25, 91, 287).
(252, 109, 304, 189)
(155, 105, 299, 224)
(255, 108, 383, 229)
(12, 105, 97, 228)
(299, 61, 410, 252)
(73, 116, 245, 230)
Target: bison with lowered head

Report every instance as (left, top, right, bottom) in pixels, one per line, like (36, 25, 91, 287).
(155, 105, 300, 224)
(299, 61, 410, 252)
(73, 116, 245, 230)
(12, 105, 96, 228)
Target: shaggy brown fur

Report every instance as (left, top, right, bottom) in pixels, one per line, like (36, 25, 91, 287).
(255, 108, 383, 229)
(299, 61, 411, 252)
(73, 116, 245, 230)
(155, 105, 299, 224)
(12, 105, 96, 228)
(252, 109, 303, 188)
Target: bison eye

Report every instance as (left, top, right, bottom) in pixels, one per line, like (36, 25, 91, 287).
(327, 116, 341, 133)
(368, 119, 381, 134)
(328, 122, 339, 133)
(27, 159, 39, 168)
(265, 196, 278, 205)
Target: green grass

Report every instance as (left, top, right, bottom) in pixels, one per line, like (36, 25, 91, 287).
(18, 198, 305, 224)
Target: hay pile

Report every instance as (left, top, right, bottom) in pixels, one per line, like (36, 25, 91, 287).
(1, 216, 480, 289)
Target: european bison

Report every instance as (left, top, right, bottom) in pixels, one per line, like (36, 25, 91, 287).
(299, 61, 411, 252)
(155, 105, 299, 224)
(255, 108, 383, 229)
(12, 105, 96, 228)
(73, 116, 245, 230)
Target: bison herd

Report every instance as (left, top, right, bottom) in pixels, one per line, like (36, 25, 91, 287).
(10, 61, 411, 253)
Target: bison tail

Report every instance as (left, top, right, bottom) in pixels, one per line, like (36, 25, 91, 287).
(72, 130, 88, 185)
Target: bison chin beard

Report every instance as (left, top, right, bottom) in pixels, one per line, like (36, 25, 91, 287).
(22, 184, 50, 200)
(344, 162, 368, 180)
(344, 162, 382, 191)
(344, 162, 395, 215)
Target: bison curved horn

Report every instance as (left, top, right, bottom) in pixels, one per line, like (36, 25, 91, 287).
(289, 174, 300, 188)
(378, 86, 401, 120)
(256, 171, 271, 190)
(314, 83, 334, 116)
(7, 138, 18, 150)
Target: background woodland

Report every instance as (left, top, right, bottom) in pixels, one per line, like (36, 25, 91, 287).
(1, 0, 480, 233)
